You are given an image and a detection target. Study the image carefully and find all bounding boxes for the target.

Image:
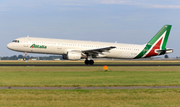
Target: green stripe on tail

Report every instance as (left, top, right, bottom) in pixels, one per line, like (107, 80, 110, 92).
(135, 25, 172, 58)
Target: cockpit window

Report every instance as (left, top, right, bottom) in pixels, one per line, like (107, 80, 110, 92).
(12, 40, 19, 43)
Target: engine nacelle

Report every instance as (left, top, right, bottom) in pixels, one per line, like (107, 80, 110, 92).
(63, 50, 82, 60)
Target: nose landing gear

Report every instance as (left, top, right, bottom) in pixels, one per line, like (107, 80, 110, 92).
(23, 52, 27, 61)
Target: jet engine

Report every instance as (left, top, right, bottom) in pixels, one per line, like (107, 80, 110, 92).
(62, 50, 82, 60)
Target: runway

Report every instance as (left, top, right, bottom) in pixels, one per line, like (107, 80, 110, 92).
(0, 64, 180, 66)
(1, 86, 180, 90)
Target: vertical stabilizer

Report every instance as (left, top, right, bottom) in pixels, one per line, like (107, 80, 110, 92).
(135, 25, 172, 58)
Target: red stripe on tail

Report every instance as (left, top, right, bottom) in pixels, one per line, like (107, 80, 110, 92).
(145, 38, 163, 57)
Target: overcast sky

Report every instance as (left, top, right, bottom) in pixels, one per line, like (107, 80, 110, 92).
(1, 0, 180, 57)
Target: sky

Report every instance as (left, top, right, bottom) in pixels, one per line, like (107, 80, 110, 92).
(0, 0, 180, 57)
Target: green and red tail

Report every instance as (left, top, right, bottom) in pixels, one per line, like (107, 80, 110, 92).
(135, 25, 173, 58)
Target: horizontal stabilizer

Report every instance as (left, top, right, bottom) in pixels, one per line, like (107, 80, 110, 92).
(156, 49, 173, 55)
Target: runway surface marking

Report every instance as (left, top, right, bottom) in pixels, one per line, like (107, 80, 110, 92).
(1, 86, 180, 90)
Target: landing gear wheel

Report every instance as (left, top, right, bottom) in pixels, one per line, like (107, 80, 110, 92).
(23, 58, 26, 61)
(89, 60, 94, 65)
(85, 60, 90, 65)
(84, 60, 94, 65)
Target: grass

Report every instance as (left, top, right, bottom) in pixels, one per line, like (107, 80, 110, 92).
(0, 66, 180, 87)
(0, 66, 180, 106)
(0, 89, 180, 107)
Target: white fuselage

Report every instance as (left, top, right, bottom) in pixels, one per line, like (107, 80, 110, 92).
(7, 37, 146, 59)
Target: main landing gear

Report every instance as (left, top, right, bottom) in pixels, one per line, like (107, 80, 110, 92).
(84, 59, 94, 65)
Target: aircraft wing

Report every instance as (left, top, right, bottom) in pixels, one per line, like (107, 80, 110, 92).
(81, 46, 116, 54)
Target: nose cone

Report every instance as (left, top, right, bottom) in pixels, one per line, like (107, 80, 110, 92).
(7, 43, 13, 50)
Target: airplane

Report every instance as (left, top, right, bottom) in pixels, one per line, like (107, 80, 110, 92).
(7, 25, 173, 65)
